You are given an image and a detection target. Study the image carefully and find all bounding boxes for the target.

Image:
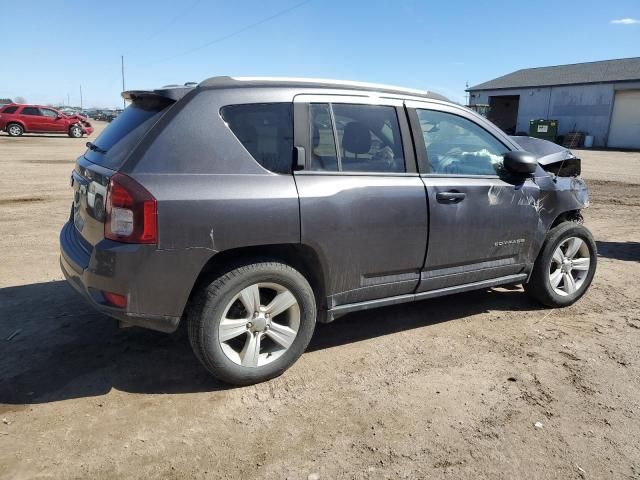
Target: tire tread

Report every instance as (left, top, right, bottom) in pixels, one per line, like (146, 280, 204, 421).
(187, 261, 316, 385)
(525, 222, 597, 307)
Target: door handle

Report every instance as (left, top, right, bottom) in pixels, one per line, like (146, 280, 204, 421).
(436, 191, 466, 203)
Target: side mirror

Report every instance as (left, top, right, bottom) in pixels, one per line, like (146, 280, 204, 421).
(503, 151, 537, 176)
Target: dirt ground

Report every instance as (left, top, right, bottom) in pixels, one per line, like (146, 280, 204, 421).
(1, 125, 639, 480)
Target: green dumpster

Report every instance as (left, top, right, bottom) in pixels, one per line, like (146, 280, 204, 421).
(529, 119, 558, 142)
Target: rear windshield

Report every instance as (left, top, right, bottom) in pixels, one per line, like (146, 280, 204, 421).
(85, 99, 172, 170)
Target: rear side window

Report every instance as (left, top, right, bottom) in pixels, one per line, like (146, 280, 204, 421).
(333, 104, 405, 173)
(309, 103, 338, 171)
(2, 106, 17, 114)
(21, 107, 42, 116)
(308, 103, 405, 173)
(221, 103, 293, 174)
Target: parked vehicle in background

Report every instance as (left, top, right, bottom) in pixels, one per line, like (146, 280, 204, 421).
(60, 77, 596, 385)
(92, 110, 120, 122)
(102, 109, 122, 122)
(0, 104, 93, 137)
(84, 109, 99, 119)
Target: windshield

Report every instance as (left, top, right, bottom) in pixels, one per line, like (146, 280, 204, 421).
(84, 99, 172, 170)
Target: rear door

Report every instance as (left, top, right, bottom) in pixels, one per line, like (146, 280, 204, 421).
(406, 100, 541, 291)
(293, 95, 428, 306)
(18, 106, 46, 132)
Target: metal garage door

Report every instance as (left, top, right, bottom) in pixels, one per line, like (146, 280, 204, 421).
(608, 90, 640, 149)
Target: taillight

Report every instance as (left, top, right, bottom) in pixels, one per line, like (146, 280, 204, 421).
(105, 173, 157, 244)
(103, 291, 128, 308)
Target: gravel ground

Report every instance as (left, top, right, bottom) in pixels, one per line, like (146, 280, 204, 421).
(1, 125, 639, 479)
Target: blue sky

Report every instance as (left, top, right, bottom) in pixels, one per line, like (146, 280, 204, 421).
(2, 0, 639, 108)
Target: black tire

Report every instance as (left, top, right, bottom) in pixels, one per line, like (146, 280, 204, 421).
(525, 222, 597, 307)
(6, 123, 23, 137)
(68, 124, 83, 138)
(187, 261, 317, 385)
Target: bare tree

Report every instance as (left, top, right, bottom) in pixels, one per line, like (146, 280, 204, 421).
(14, 96, 26, 104)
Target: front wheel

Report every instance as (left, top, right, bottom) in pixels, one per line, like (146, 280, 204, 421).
(68, 124, 83, 138)
(525, 222, 597, 307)
(187, 261, 317, 385)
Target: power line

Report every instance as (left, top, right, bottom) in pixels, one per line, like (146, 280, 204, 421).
(144, 0, 201, 43)
(149, 0, 312, 64)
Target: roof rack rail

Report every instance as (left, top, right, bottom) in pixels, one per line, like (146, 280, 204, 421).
(198, 76, 449, 102)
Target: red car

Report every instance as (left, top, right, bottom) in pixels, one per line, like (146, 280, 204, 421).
(0, 104, 93, 138)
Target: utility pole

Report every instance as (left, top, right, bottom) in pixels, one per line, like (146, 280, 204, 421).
(121, 55, 126, 109)
(79, 84, 83, 110)
(465, 81, 469, 106)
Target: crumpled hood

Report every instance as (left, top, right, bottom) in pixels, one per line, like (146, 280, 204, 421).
(511, 136, 581, 177)
(510, 136, 576, 166)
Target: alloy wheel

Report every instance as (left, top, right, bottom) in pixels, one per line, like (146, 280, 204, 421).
(548, 236, 591, 296)
(8, 125, 21, 136)
(218, 282, 300, 367)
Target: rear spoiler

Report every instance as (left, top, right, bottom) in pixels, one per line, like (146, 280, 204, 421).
(121, 84, 195, 103)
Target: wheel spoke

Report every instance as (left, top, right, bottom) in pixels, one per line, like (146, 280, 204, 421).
(552, 248, 565, 265)
(571, 258, 590, 271)
(219, 318, 248, 342)
(265, 290, 296, 318)
(563, 273, 577, 294)
(564, 238, 583, 259)
(239, 284, 261, 314)
(266, 321, 297, 349)
(550, 269, 563, 288)
(240, 332, 262, 367)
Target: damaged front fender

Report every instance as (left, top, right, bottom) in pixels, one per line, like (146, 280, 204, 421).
(511, 135, 590, 229)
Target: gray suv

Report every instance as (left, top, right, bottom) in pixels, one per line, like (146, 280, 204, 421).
(60, 77, 596, 385)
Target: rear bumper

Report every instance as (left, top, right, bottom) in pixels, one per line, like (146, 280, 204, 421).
(59, 220, 182, 333)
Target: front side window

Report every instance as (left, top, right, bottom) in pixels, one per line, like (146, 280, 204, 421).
(2, 106, 18, 114)
(308, 103, 405, 173)
(416, 109, 508, 175)
(221, 103, 293, 174)
(21, 107, 42, 116)
(40, 108, 58, 118)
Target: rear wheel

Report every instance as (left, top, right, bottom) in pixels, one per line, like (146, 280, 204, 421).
(68, 124, 83, 138)
(188, 261, 317, 385)
(6, 123, 23, 136)
(525, 222, 597, 307)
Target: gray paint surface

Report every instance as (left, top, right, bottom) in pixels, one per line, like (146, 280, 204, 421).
(60, 78, 590, 332)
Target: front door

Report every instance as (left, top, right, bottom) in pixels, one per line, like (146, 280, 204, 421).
(293, 96, 428, 307)
(407, 103, 541, 292)
(39, 108, 67, 132)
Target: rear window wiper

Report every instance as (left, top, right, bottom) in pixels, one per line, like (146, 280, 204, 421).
(86, 141, 108, 154)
